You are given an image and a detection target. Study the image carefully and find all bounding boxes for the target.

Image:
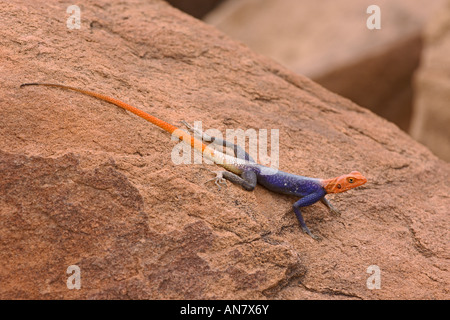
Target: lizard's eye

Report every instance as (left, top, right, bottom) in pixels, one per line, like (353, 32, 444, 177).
(347, 178, 354, 183)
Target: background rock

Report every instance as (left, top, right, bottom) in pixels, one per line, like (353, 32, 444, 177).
(410, 0, 450, 161)
(166, 0, 225, 19)
(0, 0, 448, 299)
(204, 0, 445, 132)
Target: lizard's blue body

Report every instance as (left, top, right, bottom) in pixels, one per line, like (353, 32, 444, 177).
(229, 162, 328, 238)
(256, 169, 325, 199)
(235, 162, 326, 198)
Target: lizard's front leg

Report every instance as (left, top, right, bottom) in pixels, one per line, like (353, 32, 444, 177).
(320, 197, 341, 216)
(293, 192, 325, 239)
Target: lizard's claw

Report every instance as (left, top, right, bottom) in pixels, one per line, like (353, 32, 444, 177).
(181, 120, 206, 138)
(302, 226, 320, 240)
(321, 198, 341, 216)
(328, 204, 341, 216)
(180, 120, 193, 131)
(204, 170, 227, 191)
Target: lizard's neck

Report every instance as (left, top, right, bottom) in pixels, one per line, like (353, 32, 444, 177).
(320, 177, 339, 194)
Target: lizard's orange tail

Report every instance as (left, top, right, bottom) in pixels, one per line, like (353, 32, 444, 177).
(20, 83, 179, 134)
(19, 83, 208, 154)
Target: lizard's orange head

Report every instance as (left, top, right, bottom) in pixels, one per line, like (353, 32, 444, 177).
(322, 171, 367, 194)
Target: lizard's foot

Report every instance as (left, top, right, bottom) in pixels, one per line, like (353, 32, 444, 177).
(302, 226, 320, 240)
(181, 120, 217, 144)
(321, 197, 341, 216)
(329, 206, 341, 216)
(181, 120, 204, 137)
(180, 120, 194, 131)
(204, 170, 228, 191)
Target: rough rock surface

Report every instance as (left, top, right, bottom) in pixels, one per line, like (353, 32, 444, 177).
(204, 0, 445, 132)
(410, 0, 450, 162)
(0, 0, 449, 299)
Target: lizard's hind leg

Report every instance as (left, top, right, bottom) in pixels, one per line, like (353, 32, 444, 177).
(205, 169, 257, 192)
(182, 121, 257, 191)
(223, 170, 257, 191)
(181, 120, 255, 162)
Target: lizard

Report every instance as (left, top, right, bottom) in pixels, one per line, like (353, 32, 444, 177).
(20, 82, 367, 239)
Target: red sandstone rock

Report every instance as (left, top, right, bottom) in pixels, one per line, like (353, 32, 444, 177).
(410, 0, 450, 161)
(0, 0, 448, 299)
